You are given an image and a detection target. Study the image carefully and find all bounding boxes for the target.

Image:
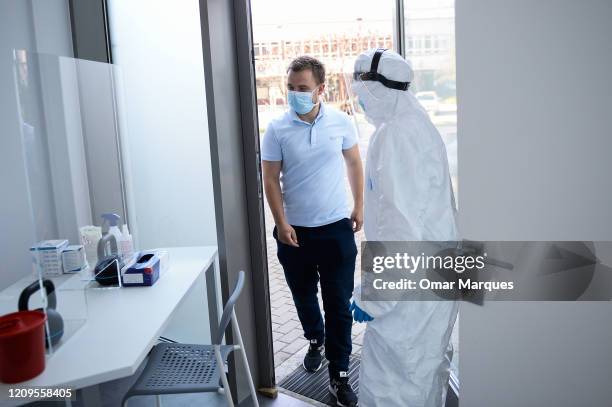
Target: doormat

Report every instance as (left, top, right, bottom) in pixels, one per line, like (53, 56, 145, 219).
(278, 355, 360, 406)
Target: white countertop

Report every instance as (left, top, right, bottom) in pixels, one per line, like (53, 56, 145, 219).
(0, 246, 218, 404)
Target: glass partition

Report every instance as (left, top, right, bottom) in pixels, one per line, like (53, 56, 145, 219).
(0, 49, 132, 360)
(19, 50, 123, 348)
(2, 48, 218, 383)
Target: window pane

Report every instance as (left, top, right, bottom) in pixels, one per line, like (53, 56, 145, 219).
(405, 0, 459, 380)
(251, 0, 395, 382)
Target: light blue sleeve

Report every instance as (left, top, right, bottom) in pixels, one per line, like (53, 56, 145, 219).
(342, 115, 358, 150)
(261, 124, 282, 161)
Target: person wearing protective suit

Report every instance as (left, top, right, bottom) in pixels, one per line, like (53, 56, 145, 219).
(350, 48, 459, 407)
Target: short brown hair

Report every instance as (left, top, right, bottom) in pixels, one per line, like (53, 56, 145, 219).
(287, 56, 326, 85)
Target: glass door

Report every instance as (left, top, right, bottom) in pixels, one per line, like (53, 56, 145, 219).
(250, 0, 460, 401)
(251, 0, 397, 386)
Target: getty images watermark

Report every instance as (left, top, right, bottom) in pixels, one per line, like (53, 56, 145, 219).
(360, 241, 612, 303)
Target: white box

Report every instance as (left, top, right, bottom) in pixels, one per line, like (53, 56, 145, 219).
(30, 239, 69, 276)
(62, 245, 87, 273)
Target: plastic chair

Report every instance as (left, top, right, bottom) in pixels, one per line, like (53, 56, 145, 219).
(122, 271, 259, 407)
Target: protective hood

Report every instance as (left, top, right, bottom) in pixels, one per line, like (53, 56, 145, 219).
(351, 49, 426, 126)
(355, 48, 458, 242)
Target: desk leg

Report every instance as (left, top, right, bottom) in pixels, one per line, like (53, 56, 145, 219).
(79, 384, 102, 407)
(206, 255, 223, 342)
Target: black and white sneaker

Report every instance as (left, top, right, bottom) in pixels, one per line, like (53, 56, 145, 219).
(329, 372, 358, 407)
(302, 339, 324, 372)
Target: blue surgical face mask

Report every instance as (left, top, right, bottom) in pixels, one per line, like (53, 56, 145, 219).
(288, 89, 317, 115)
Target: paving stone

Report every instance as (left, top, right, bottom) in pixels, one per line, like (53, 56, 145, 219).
(276, 323, 296, 335)
(277, 303, 296, 315)
(273, 340, 287, 353)
(273, 327, 285, 338)
(274, 351, 291, 366)
(283, 339, 308, 355)
(274, 311, 295, 325)
(279, 327, 303, 343)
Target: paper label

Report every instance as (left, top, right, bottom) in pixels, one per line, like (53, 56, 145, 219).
(123, 273, 144, 284)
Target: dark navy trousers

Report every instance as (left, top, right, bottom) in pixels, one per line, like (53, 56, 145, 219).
(274, 218, 357, 376)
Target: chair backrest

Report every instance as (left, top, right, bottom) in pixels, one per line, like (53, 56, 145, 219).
(214, 270, 245, 345)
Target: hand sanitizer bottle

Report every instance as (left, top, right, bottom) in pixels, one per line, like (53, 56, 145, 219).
(119, 224, 134, 262)
(101, 213, 123, 254)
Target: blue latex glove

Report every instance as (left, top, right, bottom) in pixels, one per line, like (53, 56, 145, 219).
(350, 300, 374, 323)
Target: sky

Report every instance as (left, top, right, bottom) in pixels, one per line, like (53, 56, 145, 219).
(251, 0, 396, 40)
(250, 0, 454, 41)
(251, 0, 396, 25)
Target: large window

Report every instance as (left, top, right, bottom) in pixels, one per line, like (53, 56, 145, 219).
(251, 0, 459, 384)
(252, 0, 395, 130)
(405, 0, 457, 197)
(251, 0, 396, 382)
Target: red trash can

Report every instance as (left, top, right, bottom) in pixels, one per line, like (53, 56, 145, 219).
(0, 310, 47, 383)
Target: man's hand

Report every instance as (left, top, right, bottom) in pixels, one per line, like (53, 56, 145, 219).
(343, 145, 364, 233)
(263, 160, 298, 246)
(351, 207, 363, 232)
(277, 223, 299, 247)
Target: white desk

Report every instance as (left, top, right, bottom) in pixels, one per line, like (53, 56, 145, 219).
(0, 246, 219, 406)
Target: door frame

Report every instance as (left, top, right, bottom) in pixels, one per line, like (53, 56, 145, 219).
(198, 0, 275, 401)
(199, 0, 459, 406)
(239, 0, 459, 398)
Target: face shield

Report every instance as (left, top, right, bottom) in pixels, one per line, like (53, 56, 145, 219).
(340, 73, 384, 119)
(338, 72, 362, 115)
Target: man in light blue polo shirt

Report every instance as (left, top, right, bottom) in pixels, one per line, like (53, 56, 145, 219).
(261, 56, 363, 407)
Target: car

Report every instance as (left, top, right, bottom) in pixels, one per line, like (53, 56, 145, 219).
(432, 102, 457, 126)
(415, 91, 439, 113)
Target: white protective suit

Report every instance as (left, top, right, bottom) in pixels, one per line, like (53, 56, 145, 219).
(352, 49, 459, 407)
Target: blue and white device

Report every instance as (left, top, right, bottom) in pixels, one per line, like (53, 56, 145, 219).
(121, 251, 163, 287)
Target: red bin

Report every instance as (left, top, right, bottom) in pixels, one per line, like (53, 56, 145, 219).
(0, 310, 47, 383)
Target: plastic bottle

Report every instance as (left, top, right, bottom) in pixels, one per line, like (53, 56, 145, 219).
(119, 224, 134, 262)
(101, 213, 123, 254)
(79, 226, 102, 266)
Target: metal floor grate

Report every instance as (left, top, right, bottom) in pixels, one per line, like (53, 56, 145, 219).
(278, 355, 360, 406)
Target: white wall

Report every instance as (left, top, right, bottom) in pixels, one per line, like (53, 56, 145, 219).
(0, 0, 75, 290)
(107, 0, 217, 250)
(106, 0, 217, 344)
(457, 0, 612, 405)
